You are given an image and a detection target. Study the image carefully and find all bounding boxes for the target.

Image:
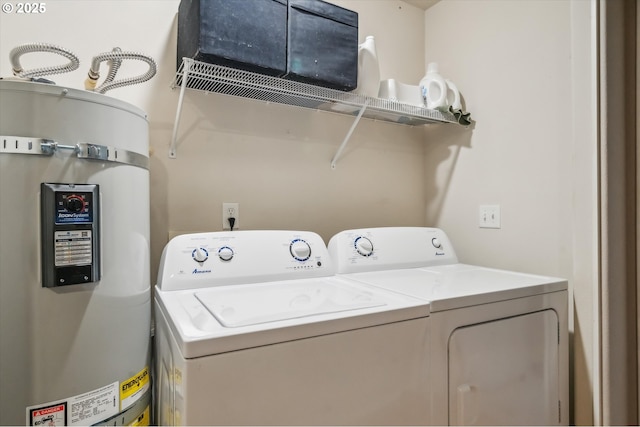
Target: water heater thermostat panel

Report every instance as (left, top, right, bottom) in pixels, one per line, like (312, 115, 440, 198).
(41, 183, 101, 287)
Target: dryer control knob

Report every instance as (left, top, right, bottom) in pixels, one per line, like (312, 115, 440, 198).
(290, 239, 311, 261)
(432, 238, 442, 249)
(355, 236, 374, 257)
(192, 247, 209, 263)
(218, 246, 234, 262)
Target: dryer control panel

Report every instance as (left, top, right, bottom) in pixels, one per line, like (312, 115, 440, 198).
(41, 183, 100, 287)
(328, 227, 459, 274)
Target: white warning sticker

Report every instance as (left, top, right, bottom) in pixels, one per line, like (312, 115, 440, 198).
(68, 381, 119, 425)
(27, 382, 119, 426)
(29, 403, 66, 426)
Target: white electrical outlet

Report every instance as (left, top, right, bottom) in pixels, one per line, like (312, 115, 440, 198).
(222, 202, 239, 230)
(479, 205, 501, 229)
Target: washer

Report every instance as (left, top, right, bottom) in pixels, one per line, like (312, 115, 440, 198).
(154, 230, 432, 425)
(328, 227, 569, 426)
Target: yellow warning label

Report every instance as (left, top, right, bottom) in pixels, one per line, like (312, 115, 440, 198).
(129, 406, 150, 426)
(120, 366, 150, 409)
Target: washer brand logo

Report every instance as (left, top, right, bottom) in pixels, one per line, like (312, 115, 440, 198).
(192, 268, 212, 274)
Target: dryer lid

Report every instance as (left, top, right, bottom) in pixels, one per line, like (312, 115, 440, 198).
(343, 264, 567, 312)
(195, 279, 386, 327)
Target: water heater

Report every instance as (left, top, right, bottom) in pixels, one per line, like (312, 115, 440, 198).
(0, 79, 151, 426)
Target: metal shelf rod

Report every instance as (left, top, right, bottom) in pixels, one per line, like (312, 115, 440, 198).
(169, 59, 190, 159)
(331, 99, 369, 169)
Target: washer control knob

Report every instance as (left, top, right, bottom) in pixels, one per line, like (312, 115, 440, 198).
(290, 239, 311, 261)
(192, 247, 209, 263)
(355, 236, 374, 257)
(432, 238, 442, 249)
(218, 246, 234, 262)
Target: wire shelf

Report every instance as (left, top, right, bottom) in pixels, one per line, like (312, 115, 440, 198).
(172, 58, 459, 126)
(169, 58, 465, 163)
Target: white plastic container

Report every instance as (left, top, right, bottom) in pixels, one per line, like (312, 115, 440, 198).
(354, 36, 380, 97)
(378, 79, 423, 107)
(419, 62, 448, 111)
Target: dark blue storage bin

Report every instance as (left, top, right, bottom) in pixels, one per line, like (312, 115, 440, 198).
(177, 0, 288, 77)
(286, 0, 358, 91)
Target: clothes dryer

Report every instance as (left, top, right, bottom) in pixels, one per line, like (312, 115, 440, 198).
(154, 230, 432, 425)
(329, 227, 569, 426)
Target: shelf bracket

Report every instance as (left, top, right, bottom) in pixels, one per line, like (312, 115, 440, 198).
(169, 59, 191, 159)
(330, 99, 369, 169)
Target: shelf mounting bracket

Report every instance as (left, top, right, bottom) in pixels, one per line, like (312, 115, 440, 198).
(330, 99, 370, 169)
(169, 59, 191, 159)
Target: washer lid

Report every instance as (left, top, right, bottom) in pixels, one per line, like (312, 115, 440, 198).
(155, 275, 430, 358)
(195, 279, 386, 327)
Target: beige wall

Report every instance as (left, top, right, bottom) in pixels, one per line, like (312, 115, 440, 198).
(422, 0, 598, 424)
(0, 0, 598, 423)
(0, 0, 429, 283)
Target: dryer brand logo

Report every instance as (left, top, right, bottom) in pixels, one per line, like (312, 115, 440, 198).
(192, 268, 212, 274)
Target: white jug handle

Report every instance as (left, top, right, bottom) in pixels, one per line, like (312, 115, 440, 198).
(424, 79, 447, 110)
(446, 79, 462, 111)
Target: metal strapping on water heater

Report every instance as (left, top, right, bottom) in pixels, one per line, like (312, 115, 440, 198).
(0, 135, 149, 169)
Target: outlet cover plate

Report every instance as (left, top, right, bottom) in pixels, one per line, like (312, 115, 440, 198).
(222, 202, 239, 230)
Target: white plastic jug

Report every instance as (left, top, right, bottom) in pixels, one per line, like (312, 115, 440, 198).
(446, 79, 462, 110)
(420, 62, 448, 111)
(355, 36, 380, 97)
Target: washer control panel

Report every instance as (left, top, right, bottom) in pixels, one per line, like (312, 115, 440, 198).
(158, 230, 333, 291)
(328, 227, 459, 274)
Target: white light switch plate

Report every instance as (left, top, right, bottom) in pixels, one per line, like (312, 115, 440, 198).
(479, 205, 501, 229)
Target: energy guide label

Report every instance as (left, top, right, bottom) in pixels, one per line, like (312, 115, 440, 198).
(54, 230, 92, 266)
(120, 367, 150, 410)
